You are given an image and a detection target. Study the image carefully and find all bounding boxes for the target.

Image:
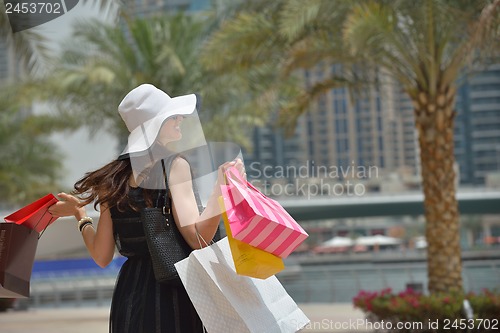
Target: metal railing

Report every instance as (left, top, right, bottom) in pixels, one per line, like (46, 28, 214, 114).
(26, 258, 500, 308)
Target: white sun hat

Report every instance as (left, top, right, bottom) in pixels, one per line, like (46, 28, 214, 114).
(118, 84, 197, 157)
(118, 85, 245, 228)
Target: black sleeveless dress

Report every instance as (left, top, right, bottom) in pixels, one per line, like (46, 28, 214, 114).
(109, 186, 204, 333)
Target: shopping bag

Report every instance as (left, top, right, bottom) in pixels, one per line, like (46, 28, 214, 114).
(0, 223, 39, 298)
(221, 167, 308, 258)
(219, 196, 284, 279)
(4, 193, 59, 233)
(175, 237, 309, 333)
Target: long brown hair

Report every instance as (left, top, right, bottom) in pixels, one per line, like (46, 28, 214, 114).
(73, 158, 153, 211)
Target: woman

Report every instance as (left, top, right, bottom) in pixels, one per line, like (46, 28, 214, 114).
(49, 84, 245, 332)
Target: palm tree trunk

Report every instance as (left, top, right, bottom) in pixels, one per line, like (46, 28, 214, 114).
(414, 86, 462, 294)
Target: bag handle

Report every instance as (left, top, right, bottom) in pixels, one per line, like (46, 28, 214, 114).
(224, 166, 284, 219)
(195, 225, 210, 249)
(225, 166, 267, 199)
(31, 209, 55, 239)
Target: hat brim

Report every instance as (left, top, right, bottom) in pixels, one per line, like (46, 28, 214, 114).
(120, 94, 197, 156)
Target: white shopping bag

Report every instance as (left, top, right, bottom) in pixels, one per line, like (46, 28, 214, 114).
(174, 237, 309, 333)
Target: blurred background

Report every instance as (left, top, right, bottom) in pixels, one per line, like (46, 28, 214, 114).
(1, 0, 499, 316)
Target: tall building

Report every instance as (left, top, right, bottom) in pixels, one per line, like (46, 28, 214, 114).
(245, 125, 306, 180)
(300, 68, 418, 180)
(245, 65, 418, 193)
(455, 65, 500, 185)
(246, 63, 500, 189)
(391, 85, 420, 175)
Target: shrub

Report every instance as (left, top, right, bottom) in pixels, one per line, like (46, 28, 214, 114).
(353, 288, 500, 332)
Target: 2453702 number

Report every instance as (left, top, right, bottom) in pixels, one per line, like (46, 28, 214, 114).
(443, 318, 498, 330)
(5, 2, 62, 14)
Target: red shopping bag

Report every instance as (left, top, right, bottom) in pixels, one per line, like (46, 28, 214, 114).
(0, 223, 39, 298)
(4, 194, 58, 233)
(221, 167, 308, 258)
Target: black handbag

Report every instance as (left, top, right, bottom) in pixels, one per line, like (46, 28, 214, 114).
(141, 156, 219, 283)
(141, 157, 192, 283)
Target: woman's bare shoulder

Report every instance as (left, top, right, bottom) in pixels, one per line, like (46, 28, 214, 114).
(169, 156, 192, 185)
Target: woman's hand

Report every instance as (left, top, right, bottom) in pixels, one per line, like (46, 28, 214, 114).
(232, 158, 246, 180)
(217, 158, 246, 186)
(48, 192, 86, 219)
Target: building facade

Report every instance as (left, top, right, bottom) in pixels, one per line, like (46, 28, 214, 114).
(246, 63, 500, 189)
(455, 64, 500, 185)
(245, 66, 419, 194)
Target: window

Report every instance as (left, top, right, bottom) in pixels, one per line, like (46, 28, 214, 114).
(377, 117, 383, 131)
(336, 139, 349, 153)
(471, 83, 500, 91)
(335, 118, 348, 134)
(471, 97, 500, 104)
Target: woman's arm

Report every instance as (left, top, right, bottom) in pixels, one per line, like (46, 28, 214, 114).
(169, 157, 244, 249)
(48, 193, 116, 268)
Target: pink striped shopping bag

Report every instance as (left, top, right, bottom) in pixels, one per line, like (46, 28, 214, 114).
(221, 167, 308, 258)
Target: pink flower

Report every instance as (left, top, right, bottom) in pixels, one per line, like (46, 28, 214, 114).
(409, 299, 420, 308)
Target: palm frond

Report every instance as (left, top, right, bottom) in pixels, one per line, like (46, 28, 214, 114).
(343, 1, 427, 90)
(440, 0, 500, 89)
(0, 84, 63, 205)
(278, 0, 323, 40)
(0, 0, 120, 75)
(0, 3, 51, 74)
(201, 12, 286, 72)
(282, 30, 351, 75)
(20, 12, 264, 148)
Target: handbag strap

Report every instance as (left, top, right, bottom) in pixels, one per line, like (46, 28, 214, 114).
(160, 158, 170, 215)
(159, 155, 204, 215)
(159, 155, 220, 246)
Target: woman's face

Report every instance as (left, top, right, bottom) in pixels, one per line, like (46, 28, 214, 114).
(158, 115, 184, 144)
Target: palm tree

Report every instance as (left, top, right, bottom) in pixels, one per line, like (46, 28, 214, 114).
(0, 85, 62, 206)
(0, 0, 119, 207)
(0, 0, 117, 74)
(29, 13, 205, 141)
(202, 0, 500, 293)
(1, 3, 261, 209)
(25, 11, 261, 148)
